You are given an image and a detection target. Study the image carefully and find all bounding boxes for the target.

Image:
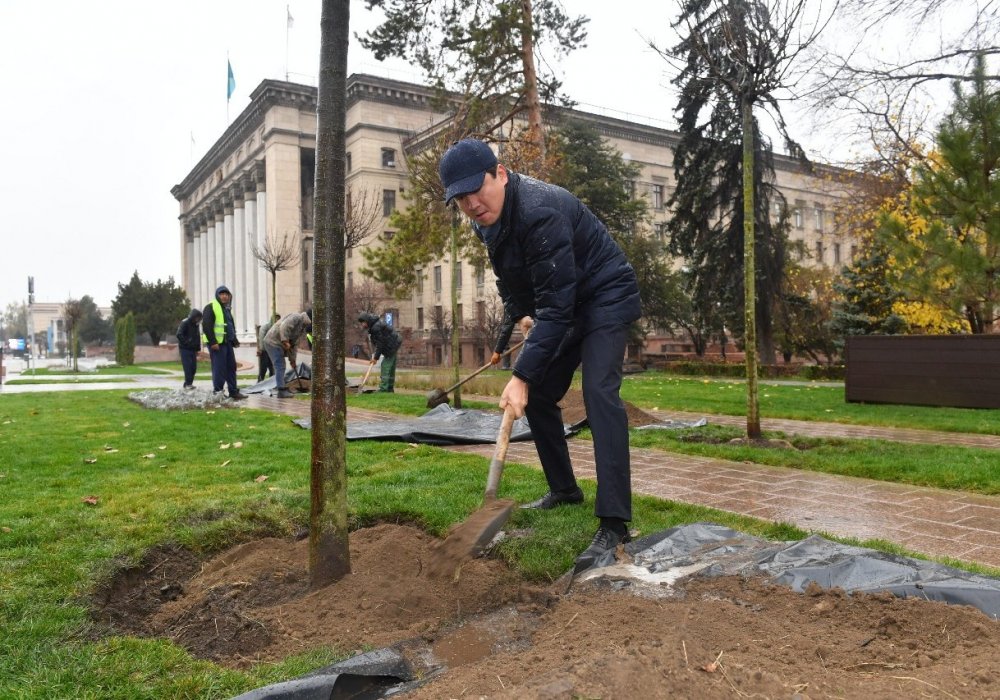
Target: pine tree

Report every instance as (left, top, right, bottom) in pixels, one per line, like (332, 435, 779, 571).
(830, 237, 908, 341)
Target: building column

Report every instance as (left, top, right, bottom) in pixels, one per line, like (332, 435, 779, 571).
(243, 181, 260, 327)
(232, 186, 247, 336)
(184, 229, 195, 309)
(255, 171, 269, 320)
(214, 208, 225, 289)
(199, 221, 209, 306)
(222, 196, 235, 292)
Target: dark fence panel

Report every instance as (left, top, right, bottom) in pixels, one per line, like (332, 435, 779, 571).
(845, 335, 1000, 409)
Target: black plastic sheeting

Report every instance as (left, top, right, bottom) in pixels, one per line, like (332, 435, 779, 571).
(244, 363, 363, 395)
(230, 647, 425, 700)
(293, 404, 541, 445)
(244, 363, 313, 395)
(231, 522, 1000, 699)
(292, 405, 706, 446)
(578, 522, 1000, 619)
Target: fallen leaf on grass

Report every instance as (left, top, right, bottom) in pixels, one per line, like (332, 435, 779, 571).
(2, 420, 12, 425)
(142, 454, 156, 459)
(232, 441, 243, 448)
(104, 447, 119, 453)
(2, 526, 11, 533)
(81, 496, 99, 506)
(158, 445, 167, 450)
(220, 459, 231, 467)
(254, 475, 268, 483)
(267, 487, 279, 491)
(205, 410, 216, 415)
(84, 458, 97, 464)
(122, 422, 130, 427)
(219, 443, 231, 450)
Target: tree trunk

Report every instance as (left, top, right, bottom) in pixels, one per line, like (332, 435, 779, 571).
(450, 215, 462, 408)
(270, 271, 278, 321)
(309, 0, 352, 588)
(519, 0, 545, 163)
(741, 96, 761, 439)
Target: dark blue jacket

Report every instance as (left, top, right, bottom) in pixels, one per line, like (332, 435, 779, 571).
(473, 172, 641, 385)
(176, 309, 203, 352)
(358, 312, 401, 360)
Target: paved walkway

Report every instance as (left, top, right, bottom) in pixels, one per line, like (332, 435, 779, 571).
(244, 395, 1000, 570)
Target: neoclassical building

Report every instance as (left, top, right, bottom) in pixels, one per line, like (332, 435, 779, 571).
(172, 74, 853, 356)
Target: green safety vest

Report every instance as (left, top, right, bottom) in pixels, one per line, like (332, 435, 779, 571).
(204, 299, 226, 345)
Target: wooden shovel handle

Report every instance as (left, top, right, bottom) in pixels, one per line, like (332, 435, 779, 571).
(442, 339, 525, 395)
(484, 408, 515, 501)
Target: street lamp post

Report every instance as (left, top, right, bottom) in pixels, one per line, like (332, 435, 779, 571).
(27, 276, 35, 375)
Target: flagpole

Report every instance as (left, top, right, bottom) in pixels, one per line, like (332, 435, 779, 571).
(285, 4, 292, 81)
(226, 50, 230, 124)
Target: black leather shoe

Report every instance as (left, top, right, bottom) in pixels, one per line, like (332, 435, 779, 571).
(275, 389, 295, 399)
(230, 391, 249, 400)
(520, 487, 584, 510)
(574, 526, 632, 572)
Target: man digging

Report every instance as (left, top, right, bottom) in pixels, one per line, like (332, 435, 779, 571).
(439, 139, 642, 569)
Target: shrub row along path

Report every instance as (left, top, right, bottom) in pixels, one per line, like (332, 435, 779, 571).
(245, 394, 1000, 571)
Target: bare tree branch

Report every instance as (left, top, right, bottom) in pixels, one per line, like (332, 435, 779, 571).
(250, 230, 301, 319)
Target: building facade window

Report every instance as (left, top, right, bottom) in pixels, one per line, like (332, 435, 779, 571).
(815, 241, 824, 264)
(455, 262, 462, 289)
(347, 271, 353, 289)
(794, 201, 804, 229)
(416, 268, 424, 294)
(417, 307, 424, 330)
(814, 204, 825, 232)
(346, 152, 352, 171)
(833, 242, 841, 265)
(475, 265, 485, 287)
(382, 189, 396, 216)
(381, 148, 396, 168)
(433, 265, 442, 293)
(652, 183, 664, 209)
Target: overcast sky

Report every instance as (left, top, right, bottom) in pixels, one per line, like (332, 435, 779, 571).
(0, 0, 946, 311)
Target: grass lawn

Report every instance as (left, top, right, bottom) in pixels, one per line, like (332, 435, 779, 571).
(621, 373, 1000, 435)
(4, 377, 138, 385)
(24, 364, 174, 376)
(0, 390, 805, 699)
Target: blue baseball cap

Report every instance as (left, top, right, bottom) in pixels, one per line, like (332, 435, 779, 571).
(439, 139, 499, 203)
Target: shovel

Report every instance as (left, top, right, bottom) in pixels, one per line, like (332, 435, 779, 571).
(428, 408, 517, 578)
(426, 340, 525, 409)
(357, 361, 376, 394)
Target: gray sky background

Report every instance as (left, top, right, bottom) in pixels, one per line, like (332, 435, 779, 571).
(0, 0, 955, 312)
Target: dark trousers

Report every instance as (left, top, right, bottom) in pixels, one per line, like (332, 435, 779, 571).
(209, 343, 238, 394)
(179, 348, 198, 386)
(258, 350, 274, 382)
(523, 322, 631, 522)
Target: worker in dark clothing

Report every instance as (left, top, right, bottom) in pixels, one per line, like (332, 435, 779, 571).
(202, 285, 247, 400)
(176, 308, 203, 390)
(357, 312, 402, 392)
(257, 314, 280, 382)
(440, 138, 642, 569)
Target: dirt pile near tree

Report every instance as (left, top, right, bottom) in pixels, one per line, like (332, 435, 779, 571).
(91, 524, 1000, 698)
(559, 388, 660, 427)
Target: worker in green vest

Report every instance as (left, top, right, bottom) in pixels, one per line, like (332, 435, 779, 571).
(202, 285, 247, 400)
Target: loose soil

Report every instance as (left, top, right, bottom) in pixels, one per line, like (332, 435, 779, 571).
(91, 523, 1000, 698)
(559, 388, 661, 427)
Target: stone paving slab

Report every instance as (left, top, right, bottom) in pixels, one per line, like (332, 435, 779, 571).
(246, 395, 1000, 569)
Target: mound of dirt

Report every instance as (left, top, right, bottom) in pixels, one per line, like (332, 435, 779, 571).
(91, 524, 1000, 698)
(559, 388, 660, 427)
